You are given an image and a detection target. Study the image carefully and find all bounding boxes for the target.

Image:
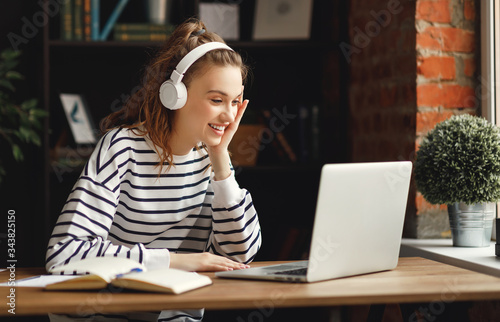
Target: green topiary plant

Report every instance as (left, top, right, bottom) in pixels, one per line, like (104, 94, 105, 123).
(0, 48, 47, 184)
(415, 114, 500, 205)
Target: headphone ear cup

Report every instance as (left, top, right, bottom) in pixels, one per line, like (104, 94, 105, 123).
(159, 80, 188, 110)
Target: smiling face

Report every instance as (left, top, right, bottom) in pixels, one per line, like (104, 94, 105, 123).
(170, 64, 243, 155)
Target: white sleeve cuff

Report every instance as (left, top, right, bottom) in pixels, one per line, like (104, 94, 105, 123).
(211, 172, 243, 207)
(143, 248, 170, 270)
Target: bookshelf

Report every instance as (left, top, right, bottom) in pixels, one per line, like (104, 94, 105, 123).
(41, 0, 348, 261)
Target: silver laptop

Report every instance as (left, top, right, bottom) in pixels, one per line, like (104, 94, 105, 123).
(216, 161, 412, 282)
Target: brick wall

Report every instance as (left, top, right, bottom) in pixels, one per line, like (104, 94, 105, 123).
(347, 0, 480, 238)
(347, 0, 416, 163)
(415, 0, 479, 237)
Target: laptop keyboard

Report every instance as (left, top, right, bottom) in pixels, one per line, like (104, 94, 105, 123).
(272, 267, 308, 276)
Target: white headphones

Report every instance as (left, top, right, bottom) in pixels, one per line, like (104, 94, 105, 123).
(159, 42, 234, 110)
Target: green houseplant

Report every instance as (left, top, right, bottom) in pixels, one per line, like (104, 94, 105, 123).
(0, 48, 47, 184)
(415, 114, 500, 247)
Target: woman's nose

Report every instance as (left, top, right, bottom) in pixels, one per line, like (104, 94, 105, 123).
(221, 104, 236, 123)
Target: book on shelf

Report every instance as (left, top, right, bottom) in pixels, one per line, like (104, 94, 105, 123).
(73, 0, 83, 40)
(91, 0, 99, 40)
(83, 0, 91, 41)
(46, 256, 212, 294)
(113, 23, 175, 42)
(60, 0, 73, 40)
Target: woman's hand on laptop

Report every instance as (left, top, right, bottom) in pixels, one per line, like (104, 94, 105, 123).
(170, 252, 250, 272)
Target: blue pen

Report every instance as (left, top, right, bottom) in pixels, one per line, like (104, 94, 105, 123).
(116, 267, 143, 278)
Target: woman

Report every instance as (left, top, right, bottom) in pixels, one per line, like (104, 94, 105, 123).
(46, 18, 261, 321)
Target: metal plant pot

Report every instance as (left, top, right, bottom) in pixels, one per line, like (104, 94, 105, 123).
(448, 202, 495, 247)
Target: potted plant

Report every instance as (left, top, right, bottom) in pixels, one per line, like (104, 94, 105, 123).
(415, 114, 500, 247)
(0, 48, 47, 184)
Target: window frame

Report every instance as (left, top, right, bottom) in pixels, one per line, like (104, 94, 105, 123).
(481, 0, 499, 123)
(481, 1, 500, 227)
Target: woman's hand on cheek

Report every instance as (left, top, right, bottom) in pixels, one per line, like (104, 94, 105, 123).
(206, 99, 248, 181)
(210, 99, 249, 153)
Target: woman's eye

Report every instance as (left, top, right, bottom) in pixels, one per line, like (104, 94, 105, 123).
(211, 99, 223, 104)
(232, 100, 240, 105)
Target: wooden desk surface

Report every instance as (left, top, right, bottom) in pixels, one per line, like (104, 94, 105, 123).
(2, 257, 500, 316)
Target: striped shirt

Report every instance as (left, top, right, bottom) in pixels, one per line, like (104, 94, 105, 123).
(46, 127, 261, 273)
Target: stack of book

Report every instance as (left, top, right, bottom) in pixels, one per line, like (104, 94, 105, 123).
(113, 23, 175, 42)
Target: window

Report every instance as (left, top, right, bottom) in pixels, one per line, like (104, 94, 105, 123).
(481, 0, 499, 124)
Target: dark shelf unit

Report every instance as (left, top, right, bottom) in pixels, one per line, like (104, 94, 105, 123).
(48, 39, 337, 49)
(41, 0, 348, 261)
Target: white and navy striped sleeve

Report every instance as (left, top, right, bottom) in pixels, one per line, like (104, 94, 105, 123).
(45, 129, 169, 271)
(205, 171, 262, 264)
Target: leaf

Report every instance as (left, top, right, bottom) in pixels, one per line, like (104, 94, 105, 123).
(18, 110, 29, 124)
(12, 144, 23, 162)
(5, 70, 23, 80)
(18, 126, 31, 141)
(28, 116, 41, 129)
(30, 108, 48, 118)
(25, 128, 41, 145)
(30, 133, 41, 146)
(1, 49, 21, 61)
(20, 98, 37, 110)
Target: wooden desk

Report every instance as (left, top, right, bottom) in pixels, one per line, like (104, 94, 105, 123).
(2, 257, 500, 316)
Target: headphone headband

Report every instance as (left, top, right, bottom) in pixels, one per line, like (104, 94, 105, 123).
(159, 42, 234, 110)
(170, 42, 234, 84)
